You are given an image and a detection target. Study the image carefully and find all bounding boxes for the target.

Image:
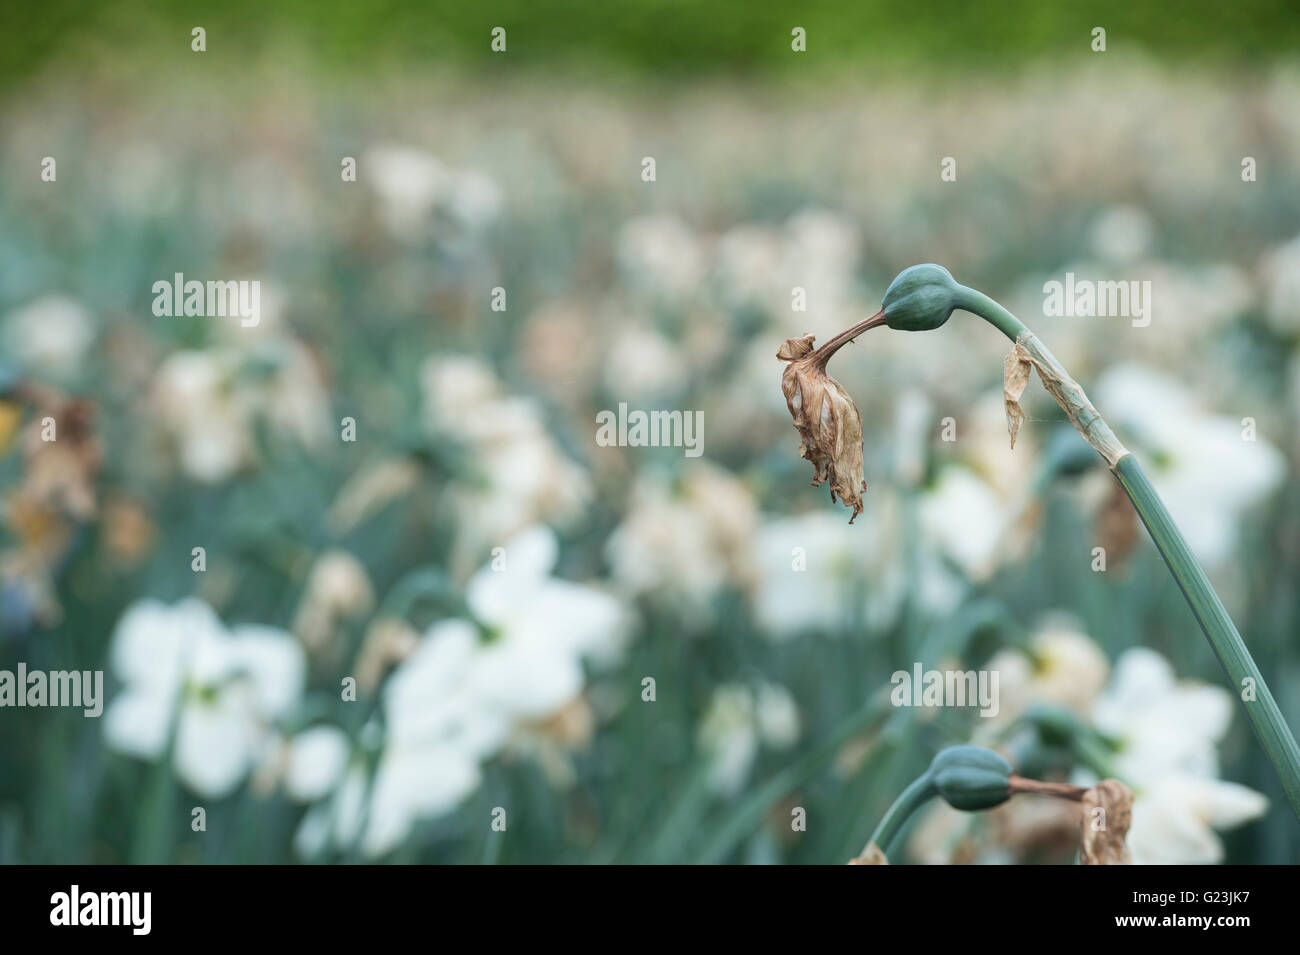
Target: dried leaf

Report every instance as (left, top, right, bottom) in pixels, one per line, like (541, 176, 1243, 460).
(848, 842, 889, 865)
(1079, 778, 1134, 865)
(1004, 333, 1130, 467)
(1003, 342, 1032, 450)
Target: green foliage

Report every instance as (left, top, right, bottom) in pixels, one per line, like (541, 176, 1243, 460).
(5, 0, 1300, 90)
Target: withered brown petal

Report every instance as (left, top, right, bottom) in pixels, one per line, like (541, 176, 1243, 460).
(847, 842, 889, 865)
(776, 334, 816, 361)
(1079, 778, 1134, 865)
(1003, 343, 1032, 450)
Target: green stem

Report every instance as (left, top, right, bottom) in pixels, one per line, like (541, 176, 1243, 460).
(1115, 455, 1300, 815)
(955, 286, 1028, 340)
(955, 283, 1300, 820)
(866, 772, 937, 857)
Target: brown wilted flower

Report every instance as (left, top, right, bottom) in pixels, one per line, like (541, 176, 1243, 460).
(101, 494, 156, 568)
(0, 383, 105, 630)
(1079, 778, 1134, 865)
(848, 842, 889, 865)
(354, 616, 421, 693)
(777, 311, 886, 523)
(292, 550, 376, 655)
(17, 386, 102, 520)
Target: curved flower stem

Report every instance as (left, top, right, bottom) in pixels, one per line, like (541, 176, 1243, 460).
(954, 282, 1300, 820)
(1114, 455, 1300, 815)
(954, 286, 1029, 340)
(814, 308, 887, 360)
(867, 772, 937, 857)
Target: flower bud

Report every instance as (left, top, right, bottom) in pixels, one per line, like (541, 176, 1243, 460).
(928, 744, 1013, 811)
(881, 263, 961, 331)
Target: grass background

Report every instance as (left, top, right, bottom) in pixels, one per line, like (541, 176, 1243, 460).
(5, 0, 1300, 89)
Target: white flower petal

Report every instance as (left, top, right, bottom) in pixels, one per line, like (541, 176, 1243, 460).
(173, 697, 257, 798)
(465, 524, 558, 625)
(1129, 790, 1225, 865)
(363, 744, 480, 857)
(110, 597, 221, 692)
(103, 687, 176, 759)
(1092, 647, 1176, 730)
(227, 625, 306, 719)
(285, 726, 351, 802)
(1175, 774, 1270, 829)
(470, 640, 584, 720)
(918, 468, 1006, 580)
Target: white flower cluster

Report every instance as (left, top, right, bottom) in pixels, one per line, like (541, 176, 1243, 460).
(915, 626, 1268, 865)
(422, 355, 592, 574)
(104, 526, 626, 858)
(104, 598, 304, 798)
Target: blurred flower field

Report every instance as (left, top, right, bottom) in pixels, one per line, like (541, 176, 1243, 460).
(3, 52, 1300, 864)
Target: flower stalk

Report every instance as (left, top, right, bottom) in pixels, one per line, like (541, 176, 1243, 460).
(865, 264, 1300, 820)
(863, 744, 1127, 860)
(867, 771, 937, 857)
(1007, 775, 1086, 800)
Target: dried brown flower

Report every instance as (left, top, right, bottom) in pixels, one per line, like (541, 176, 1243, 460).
(777, 311, 886, 523)
(1094, 480, 1140, 569)
(354, 617, 421, 693)
(848, 842, 889, 865)
(1079, 778, 1134, 865)
(0, 384, 105, 629)
(18, 388, 102, 520)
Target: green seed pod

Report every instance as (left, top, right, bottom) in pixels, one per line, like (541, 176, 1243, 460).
(881, 263, 961, 331)
(928, 744, 1013, 811)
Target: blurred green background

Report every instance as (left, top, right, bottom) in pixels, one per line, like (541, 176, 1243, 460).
(2, 2, 1300, 865)
(6, 0, 1300, 85)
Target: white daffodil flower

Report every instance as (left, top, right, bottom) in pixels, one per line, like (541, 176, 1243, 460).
(1090, 647, 1269, 864)
(986, 621, 1111, 725)
(152, 342, 330, 484)
(105, 598, 305, 798)
(421, 356, 592, 574)
(918, 466, 1008, 582)
(362, 146, 501, 238)
(616, 214, 708, 301)
(752, 507, 904, 639)
(698, 681, 801, 796)
(310, 525, 626, 858)
(2, 295, 95, 379)
(465, 525, 627, 719)
(284, 725, 352, 803)
(1127, 774, 1269, 865)
(362, 145, 450, 237)
(605, 463, 758, 622)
